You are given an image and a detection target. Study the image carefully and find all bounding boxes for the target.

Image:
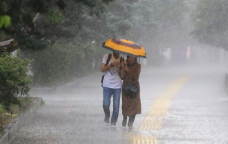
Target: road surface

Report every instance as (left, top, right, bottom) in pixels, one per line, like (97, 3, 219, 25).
(9, 64, 228, 144)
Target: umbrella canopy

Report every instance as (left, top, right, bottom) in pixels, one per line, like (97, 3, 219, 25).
(102, 38, 146, 58)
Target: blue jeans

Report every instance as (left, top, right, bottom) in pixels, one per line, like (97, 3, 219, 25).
(103, 87, 121, 124)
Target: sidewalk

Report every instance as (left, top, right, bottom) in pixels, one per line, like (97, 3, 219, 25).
(8, 65, 228, 144)
(8, 73, 147, 144)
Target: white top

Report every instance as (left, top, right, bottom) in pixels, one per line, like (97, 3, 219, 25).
(102, 54, 122, 89)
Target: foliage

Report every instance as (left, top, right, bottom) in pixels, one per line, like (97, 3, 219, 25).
(0, 15, 11, 29)
(29, 42, 105, 87)
(26, 0, 139, 87)
(0, 97, 41, 134)
(0, 0, 114, 51)
(26, 0, 190, 86)
(0, 51, 32, 110)
(0, 104, 3, 113)
(191, 0, 228, 49)
(56, 0, 138, 43)
(1, 0, 189, 87)
(39, 98, 45, 106)
(1, 0, 127, 87)
(133, 0, 187, 42)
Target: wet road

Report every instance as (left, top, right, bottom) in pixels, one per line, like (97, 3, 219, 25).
(9, 65, 228, 144)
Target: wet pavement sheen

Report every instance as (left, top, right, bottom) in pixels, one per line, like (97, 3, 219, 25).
(9, 65, 228, 144)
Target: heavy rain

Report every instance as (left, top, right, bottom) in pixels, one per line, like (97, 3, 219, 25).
(0, 0, 228, 144)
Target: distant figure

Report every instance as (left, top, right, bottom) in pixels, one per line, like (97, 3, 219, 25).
(120, 56, 141, 129)
(162, 48, 171, 65)
(100, 52, 124, 127)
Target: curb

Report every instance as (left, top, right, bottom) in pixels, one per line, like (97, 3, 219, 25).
(0, 97, 42, 144)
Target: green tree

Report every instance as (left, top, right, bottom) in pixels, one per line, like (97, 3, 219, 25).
(0, 15, 11, 29)
(29, 42, 100, 87)
(1, 0, 140, 87)
(0, 51, 32, 110)
(27, 0, 139, 87)
(191, 0, 228, 49)
(0, 0, 114, 52)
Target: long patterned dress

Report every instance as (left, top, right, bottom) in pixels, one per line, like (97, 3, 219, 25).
(121, 63, 141, 116)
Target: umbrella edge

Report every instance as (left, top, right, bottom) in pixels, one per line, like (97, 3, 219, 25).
(102, 44, 147, 58)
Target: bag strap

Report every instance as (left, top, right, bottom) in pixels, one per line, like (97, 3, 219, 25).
(101, 54, 112, 87)
(120, 57, 124, 63)
(105, 54, 112, 66)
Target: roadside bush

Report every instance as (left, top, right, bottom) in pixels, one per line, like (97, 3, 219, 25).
(0, 51, 32, 110)
(29, 42, 106, 87)
(0, 97, 40, 134)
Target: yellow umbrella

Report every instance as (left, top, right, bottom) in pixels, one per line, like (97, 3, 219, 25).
(102, 38, 146, 58)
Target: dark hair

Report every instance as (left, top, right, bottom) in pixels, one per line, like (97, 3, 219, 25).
(127, 56, 137, 62)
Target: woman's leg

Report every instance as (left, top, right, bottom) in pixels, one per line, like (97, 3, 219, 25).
(122, 116, 127, 127)
(128, 115, 136, 128)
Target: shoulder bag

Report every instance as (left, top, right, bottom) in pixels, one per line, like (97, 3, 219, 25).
(124, 83, 138, 98)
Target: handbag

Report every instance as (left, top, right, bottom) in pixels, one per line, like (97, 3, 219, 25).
(124, 83, 138, 98)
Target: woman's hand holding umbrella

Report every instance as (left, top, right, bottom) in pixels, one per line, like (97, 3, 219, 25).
(120, 62, 128, 72)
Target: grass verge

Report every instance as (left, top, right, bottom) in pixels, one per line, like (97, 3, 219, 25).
(0, 97, 44, 137)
